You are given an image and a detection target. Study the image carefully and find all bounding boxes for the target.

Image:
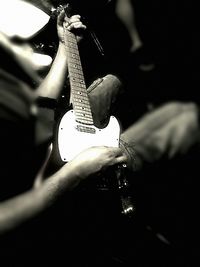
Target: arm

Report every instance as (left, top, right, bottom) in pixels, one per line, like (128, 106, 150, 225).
(35, 42, 68, 98)
(0, 162, 79, 235)
(0, 146, 127, 235)
(121, 102, 200, 166)
(36, 11, 86, 99)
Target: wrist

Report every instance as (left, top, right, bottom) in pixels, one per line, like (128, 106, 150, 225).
(58, 42, 67, 54)
(60, 162, 83, 190)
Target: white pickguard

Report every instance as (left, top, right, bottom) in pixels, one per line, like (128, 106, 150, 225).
(58, 110, 120, 162)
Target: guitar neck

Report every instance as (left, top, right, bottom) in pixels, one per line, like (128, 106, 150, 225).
(64, 29, 94, 125)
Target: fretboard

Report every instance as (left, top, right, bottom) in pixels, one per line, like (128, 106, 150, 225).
(64, 28, 94, 125)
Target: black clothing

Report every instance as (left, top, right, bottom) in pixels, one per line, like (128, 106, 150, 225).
(0, 41, 54, 265)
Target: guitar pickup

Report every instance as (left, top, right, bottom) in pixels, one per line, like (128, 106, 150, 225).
(76, 125, 96, 134)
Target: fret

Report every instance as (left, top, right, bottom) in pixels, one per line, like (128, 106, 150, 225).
(66, 48, 79, 56)
(73, 101, 91, 109)
(71, 82, 86, 88)
(73, 98, 90, 104)
(66, 48, 78, 57)
(68, 58, 82, 67)
(75, 92, 88, 99)
(70, 85, 86, 93)
(69, 72, 85, 80)
(66, 42, 78, 49)
(71, 87, 88, 94)
(72, 92, 89, 100)
(75, 112, 93, 119)
(68, 48, 79, 56)
(68, 58, 82, 65)
(69, 76, 85, 84)
(69, 67, 84, 75)
(69, 72, 83, 80)
(75, 106, 92, 112)
(70, 53, 80, 59)
(74, 113, 93, 121)
(67, 36, 77, 44)
(67, 51, 79, 58)
(73, 109, 92, 118)
(73, 102, 90, 110)
(73, 96, 89, 102)
(72, 94, 87, 102)
(74, 97, 88, 103)
(75, 114, 92, 119)
(71, 87, 88, 97)
(75, 115, 93, 121)
(70, 74, 84, 82)
(72, 98, 89, 105)
(69, 69, 84, 77)
(69, 66, 82, 73)
(69, 72, 85, 82)
(71, 87, 87, 94)
(76, 113, 93, 120)
(65, 48, 79, 58)
(75, 109, 92, 116)
(68, 54, 81, 62)
(70, 77, 86, 88)
(71, 84, 86, 90)
(75, 118, 94, 125)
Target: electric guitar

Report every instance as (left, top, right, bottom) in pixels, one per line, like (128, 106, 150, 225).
(48, 8, 135, 216)
(57, 16, 120, 162)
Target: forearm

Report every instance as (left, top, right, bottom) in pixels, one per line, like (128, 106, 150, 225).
(36, 42, 68, 99)
(0, 163, 80, 235)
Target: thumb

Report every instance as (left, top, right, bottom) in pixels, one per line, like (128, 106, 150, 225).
(57, 9, 66, 27)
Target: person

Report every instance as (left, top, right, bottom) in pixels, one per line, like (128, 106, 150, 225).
(29, 1, 200, 266)
(11, 1, 180, 266)
(106, 0, 200, 266)
(0, 3, 130, 266)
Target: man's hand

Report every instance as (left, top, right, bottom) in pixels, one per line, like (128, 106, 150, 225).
(57, 10, 86, 43)
(67, 146, 128, 180)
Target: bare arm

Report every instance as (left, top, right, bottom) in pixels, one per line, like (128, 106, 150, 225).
(35, 42, 68, 98)
(0, 161, 80, 235)
(0, 146, 127, 235)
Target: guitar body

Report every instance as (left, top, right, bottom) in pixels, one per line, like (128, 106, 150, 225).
(58, 110, 120, 162)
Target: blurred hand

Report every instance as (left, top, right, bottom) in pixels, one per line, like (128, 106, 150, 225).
(157, 103, 200, 158)
(122, 102, 200, 163)
(67, 146, 128, 180)
(57, 9, 86, 43)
